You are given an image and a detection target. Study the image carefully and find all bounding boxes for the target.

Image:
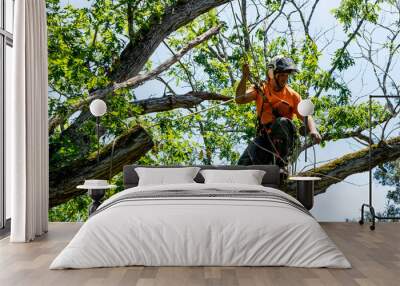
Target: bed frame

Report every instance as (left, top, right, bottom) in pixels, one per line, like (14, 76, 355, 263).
(123, 165, 281, 189)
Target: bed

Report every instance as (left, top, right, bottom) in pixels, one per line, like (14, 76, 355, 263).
(50, 165, 351, 269)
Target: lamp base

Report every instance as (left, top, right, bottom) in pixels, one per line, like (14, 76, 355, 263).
(296, 180, 314, 210)
(88, 189, 106, 215)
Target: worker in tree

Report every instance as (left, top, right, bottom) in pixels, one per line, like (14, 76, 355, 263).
(236, 56, 322, 167)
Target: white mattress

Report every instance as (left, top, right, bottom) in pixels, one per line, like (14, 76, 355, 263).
(50, 183, 351, 269)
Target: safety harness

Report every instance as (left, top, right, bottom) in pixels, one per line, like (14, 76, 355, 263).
(254, 81, 280, 136)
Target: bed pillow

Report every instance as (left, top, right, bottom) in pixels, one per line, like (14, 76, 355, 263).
(135, 167, 201, 186)
(200, 169, 266, 185)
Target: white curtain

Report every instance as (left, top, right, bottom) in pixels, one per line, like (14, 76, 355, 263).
(7, 0, 49, 242)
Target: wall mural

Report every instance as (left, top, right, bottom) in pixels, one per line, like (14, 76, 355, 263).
(46, 0, 400, 221)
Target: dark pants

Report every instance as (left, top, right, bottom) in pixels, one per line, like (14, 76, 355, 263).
(237, 117, 297, 167)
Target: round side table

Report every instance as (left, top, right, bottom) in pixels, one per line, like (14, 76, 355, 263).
(288, 176, 321, 210)
(77, 184, 117, 215)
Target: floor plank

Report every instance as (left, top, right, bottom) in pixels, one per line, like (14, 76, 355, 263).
(0, 222, 399, 286)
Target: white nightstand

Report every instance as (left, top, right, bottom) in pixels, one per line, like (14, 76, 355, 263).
(77, 180, 117, 215)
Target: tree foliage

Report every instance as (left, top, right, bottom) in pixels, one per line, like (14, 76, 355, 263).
(47, 0, 400, 221)
(375, 161, 400, 218)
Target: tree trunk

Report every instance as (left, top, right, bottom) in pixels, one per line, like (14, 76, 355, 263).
(110, 0, 231, 83)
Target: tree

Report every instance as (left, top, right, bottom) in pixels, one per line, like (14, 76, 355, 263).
(48, 0, 232, 208)
(47, 0, 400, 217)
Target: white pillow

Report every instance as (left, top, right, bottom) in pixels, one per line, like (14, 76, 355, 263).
(135, 167, 201, 186)
(200, 169, 266, 185)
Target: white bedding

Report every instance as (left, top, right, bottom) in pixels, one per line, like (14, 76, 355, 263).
(50, 183, 351, 269)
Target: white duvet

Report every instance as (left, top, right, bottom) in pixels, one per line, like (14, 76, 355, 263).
(50, 183, 351, 269)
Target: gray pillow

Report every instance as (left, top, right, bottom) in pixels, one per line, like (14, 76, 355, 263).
(200, 169, 266, 185)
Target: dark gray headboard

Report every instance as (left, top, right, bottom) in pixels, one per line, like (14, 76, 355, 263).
(123, 165, 281, 189)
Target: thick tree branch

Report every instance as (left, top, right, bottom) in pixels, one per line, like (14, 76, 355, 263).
(295, 136, 400, 195)
(132, 91, 231, 115)
(110, 0, 231, 83)
(49, 125, 154, 207)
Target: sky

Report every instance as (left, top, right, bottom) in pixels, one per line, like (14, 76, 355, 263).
(58, 0, 400, 222)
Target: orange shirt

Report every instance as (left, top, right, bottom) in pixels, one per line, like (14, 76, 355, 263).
(247, 80, 303, 125)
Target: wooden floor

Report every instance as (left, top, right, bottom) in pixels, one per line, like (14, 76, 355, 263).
(0, 222, 399, 286)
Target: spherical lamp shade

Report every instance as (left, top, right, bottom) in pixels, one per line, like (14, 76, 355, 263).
(90, 99, 107, 117)
(298, 99, 315, 116)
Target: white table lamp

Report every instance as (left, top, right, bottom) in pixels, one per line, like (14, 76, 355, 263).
(298, 99, 314, 117)
(90, 99, 107, 117)
(89, 99, 107, 163)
